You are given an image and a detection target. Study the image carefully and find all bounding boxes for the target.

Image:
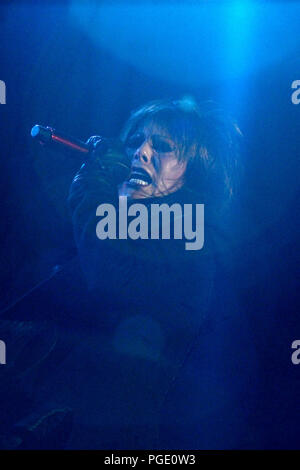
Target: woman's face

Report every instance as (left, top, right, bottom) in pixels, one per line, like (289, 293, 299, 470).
(118, 122, 187, 199)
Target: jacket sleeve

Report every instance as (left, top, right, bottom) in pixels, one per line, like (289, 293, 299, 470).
(68, 137, 130, 248)
(67, 157, 173, 311)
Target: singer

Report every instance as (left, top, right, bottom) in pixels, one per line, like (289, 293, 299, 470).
(60, 98, 258, 449)
(1, 99, 259, 449)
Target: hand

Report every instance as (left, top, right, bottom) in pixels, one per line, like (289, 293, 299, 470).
(86, 135, 131, 184)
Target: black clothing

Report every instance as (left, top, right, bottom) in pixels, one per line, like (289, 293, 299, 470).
(0, 156, 259, 449)
(63, 156, 258, 448)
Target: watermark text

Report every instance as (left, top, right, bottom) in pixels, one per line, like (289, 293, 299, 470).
(0, 340, 6, 364)
(96, 197, 204, 251)
(0, 80, 6, 104)
(291, 340, 300, 365)
(291, 80, 300, 104)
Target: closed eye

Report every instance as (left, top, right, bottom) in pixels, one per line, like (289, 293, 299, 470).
(151, 135, 175, 153)
(125, 133, 175, 153)
(125, 133, 145, 149)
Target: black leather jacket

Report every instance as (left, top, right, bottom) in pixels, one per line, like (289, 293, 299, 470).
(0, 153, 259, 449)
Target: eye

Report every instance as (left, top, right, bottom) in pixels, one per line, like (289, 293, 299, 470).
(125, 133, 145, 149)
(151, 135, 174, 153)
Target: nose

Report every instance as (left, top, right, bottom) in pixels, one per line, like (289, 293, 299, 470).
(133, 140, 152, 164)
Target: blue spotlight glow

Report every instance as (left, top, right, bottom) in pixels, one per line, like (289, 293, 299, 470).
(69, 1, 300, 93)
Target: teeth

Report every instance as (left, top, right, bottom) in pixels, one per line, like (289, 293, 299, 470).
(129, 178, 149, 186)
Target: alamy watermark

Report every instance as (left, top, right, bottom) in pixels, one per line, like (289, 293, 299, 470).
(291, 80, 300, 105)
(0, 340, 6, 364)
(95, 196, 204, 251)
(291, 340, 300, 365)
(0, 80, 6, 104)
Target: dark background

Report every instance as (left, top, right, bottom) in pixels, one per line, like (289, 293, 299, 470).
(0, 0, 299, 447)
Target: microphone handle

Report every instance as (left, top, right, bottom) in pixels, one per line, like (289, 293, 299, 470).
(31, 125, 90, 154)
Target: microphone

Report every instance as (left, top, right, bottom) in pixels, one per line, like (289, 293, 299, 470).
(31, 125, 90, 154)
(30, 125, 131, 182)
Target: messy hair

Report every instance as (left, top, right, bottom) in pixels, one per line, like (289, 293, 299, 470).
(120, 98, 243, 208)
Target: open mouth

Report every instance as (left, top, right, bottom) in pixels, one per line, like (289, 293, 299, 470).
(127, 167, 152, 187)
